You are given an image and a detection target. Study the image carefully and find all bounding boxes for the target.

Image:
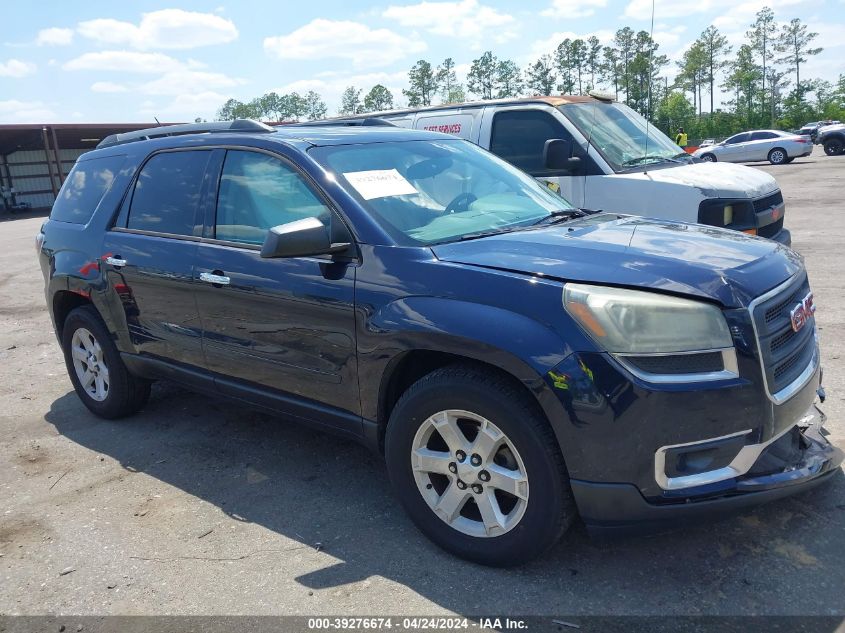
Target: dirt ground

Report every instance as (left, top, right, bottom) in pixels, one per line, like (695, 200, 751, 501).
(1, 146, 844, 617)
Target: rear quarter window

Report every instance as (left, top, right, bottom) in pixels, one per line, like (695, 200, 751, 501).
(50, 155, 127, 224)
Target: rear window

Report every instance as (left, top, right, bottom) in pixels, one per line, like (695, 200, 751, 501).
(127, 150, 211, 236)
(50, 155, 127, 224)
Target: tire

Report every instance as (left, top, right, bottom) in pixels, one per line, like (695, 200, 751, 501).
(61, 305, 151, 419)
(384, 365, 575, 567)
(823, 138, 844, 156)
(768, 147, 787, 165)
(700, 153, 716, 162)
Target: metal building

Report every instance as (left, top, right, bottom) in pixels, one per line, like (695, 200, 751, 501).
(0, 123, 169, 213)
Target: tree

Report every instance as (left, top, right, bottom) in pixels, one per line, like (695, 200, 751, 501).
(555, 39, 575, 94)
(303, 91, 327, 121)
(570, 39, 588, 94)
(404, 59, 437, 106)
(723, 44, 762, 127)
(280, 93, 308, 120)
(699, 26, 732, 114)
(339, 86, 362, 115)
(656, 91, 695, 134)
(627, 31, 666, 117)
(586, 36, 602, 91)
(436, 57, 465, 103)
(601, 46, 621, 98)
(525, 55, 557, 96)
(362, 84, 394, 112)
(676, 41, 707, 116)
(747, 7, 778, 122)
(467, 51, 498, 100)
(496, 59, 524, 98)
(776, 18, 822, 101)
(614, 27, 635, 103)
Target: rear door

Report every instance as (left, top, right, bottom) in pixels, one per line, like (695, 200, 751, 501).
(193, 148, 360, 432)
(747, 131, 778, 161)
(102, 149, 213, 368)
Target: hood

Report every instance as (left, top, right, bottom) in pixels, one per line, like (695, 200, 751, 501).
(819, 123, 845, 137)
(627, 161, 779, 199)
(432, 215, 803, 308)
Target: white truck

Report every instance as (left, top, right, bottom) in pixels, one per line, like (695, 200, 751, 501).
(351, 95, 789, 245)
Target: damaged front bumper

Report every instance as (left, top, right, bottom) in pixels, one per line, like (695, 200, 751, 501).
(571, 404, 844, 535)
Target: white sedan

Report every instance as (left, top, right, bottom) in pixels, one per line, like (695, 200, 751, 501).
(693, 130, 813, 165)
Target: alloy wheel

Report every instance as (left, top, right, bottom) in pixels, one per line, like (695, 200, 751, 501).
(410, 409, 529, 538)
(70, 327, 110, 402)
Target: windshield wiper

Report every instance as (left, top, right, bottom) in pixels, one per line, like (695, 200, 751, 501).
(455, 226, 527, 242)
(531, 208, 586, 226)
(621, 154, 685, 167)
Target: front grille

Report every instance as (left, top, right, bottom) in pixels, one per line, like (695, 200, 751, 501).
(625, 352, 724, 375)
(753, 191, 784, 213)
(758, 217, 783, 239)
(751, 273, 816, 396)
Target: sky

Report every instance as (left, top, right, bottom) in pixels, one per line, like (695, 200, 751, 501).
(3, 0, 844, 123)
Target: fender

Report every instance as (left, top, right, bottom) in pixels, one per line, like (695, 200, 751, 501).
(358, 295, 580, 451)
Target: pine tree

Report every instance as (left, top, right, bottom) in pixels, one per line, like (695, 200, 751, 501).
(776, 18, 822, 101)
(339, 86, 362, 116)
(525, 55, 557, 95)
(403, 60, 437, 106)
(496, 59, 524, 97)
(436, 58, 465, 103)
(699, 26, 732, 114)
(467, 51, 499, 99)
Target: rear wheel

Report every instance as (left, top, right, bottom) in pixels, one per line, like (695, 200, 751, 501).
(700, 153, 716, 162)
(385, 365, 574, 566)
(768, 148, 787, 165)
(61, 306, 150, 419)
(824, 138, 844, 156)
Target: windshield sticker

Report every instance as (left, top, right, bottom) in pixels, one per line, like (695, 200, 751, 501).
(343, 169, 418, 200)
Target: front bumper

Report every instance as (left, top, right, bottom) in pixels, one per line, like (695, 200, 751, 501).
(571, 405, 843, 535)
(772, 227, 791, 247)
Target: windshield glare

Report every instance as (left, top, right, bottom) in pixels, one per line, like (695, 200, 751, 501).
(310, 140, 572, 245)
(561, 102, 684, 171)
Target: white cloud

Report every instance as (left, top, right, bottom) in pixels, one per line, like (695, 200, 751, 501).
(138, 91, 229, 119)
(77, 9, 238, 50)
(263, 19, 426, 69)
(64, 51, 184, 73)
(652, 25, 687, 49)
(0, 59, 36, 78)
(0, 99, 56, 122)
(91, 81, 128, 93)
(382, 0, 517, 46)
(141, 70, 245, 96)
(541, 0, 609, 19)
(36, 27, 73, 46)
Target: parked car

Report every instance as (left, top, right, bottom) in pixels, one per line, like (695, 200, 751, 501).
(38, 120, 841, 566)
(692, 130, 812, 165)
(818, 123, 845, 156)
(339, 96, 790, 245)
(698, 139, 716, 148)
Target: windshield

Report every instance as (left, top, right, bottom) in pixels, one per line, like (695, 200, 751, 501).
(561, 102, 688, 172)
(310, 139, 573, 245)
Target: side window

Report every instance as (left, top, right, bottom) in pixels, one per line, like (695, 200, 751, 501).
(490, 110, 575, 175)
(750, 131, 775, 141)
(51, 155, 127, 224)
(215, 150, 331, 246)
(725, 133, 749, 145)
(127, 151, 211, 236)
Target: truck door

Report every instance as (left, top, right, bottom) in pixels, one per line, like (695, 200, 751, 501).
(482, 107, 587, 207)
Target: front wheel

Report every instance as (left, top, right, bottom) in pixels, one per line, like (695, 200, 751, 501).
(385, 365, 574, 566)
(61, 305, 151, 419)
(700, 153, 716, 162)
(768, 148, 787, 165)
(824, 138, 844, 156)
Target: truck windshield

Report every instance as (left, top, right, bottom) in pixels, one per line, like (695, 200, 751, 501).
(561, 102, 690, 172)
(310, 139, 574, 245)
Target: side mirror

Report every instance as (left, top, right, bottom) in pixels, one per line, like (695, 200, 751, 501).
(543, 138, 582, 174)
(260, 217, 351, 259)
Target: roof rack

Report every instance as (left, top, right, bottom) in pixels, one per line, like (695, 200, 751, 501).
(288, 117, 396, 128)
(96, 119, 275, 148)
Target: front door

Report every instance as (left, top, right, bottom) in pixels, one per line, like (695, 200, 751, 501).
(102, 149, 213, 368)
(193, 149, 360, 432)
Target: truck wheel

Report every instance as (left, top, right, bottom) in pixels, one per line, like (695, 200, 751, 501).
(384, 365, 575, 567)
(700, 153, 716, 162)
(824, 138, 844, 156)
(61, 305, 151, 419)
(768, 148, 787, 165)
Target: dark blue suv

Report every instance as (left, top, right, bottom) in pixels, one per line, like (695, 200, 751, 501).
(38, 120, 842, 566)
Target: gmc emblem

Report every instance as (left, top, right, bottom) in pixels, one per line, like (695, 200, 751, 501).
(789, 292, 815, 333)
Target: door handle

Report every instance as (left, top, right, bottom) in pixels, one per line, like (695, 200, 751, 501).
(199, 272, 230, 286)
(105, 256, 127, 267)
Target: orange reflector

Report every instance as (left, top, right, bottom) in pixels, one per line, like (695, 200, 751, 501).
(566, 302, 607, 338)
(742, 228, 757, 236)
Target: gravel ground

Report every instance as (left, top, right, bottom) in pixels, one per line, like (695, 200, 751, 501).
(1, 146, 843, 617)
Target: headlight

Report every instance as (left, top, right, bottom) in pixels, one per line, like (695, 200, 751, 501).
(563, 283, 732, 354)
(697, 199, 754, 229)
